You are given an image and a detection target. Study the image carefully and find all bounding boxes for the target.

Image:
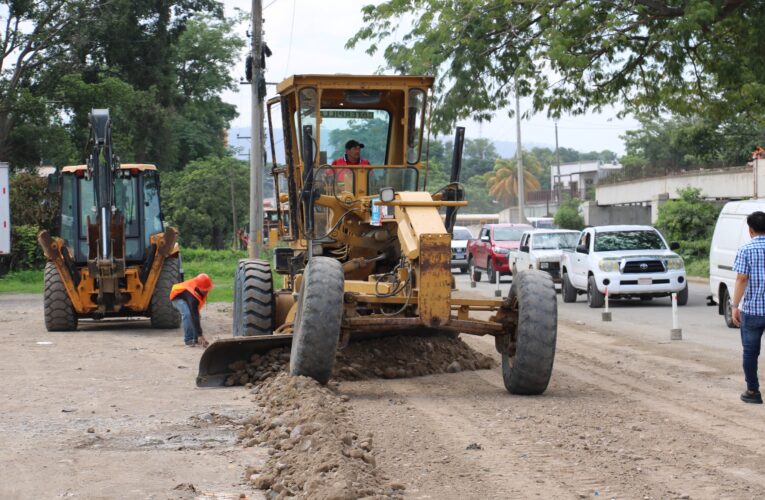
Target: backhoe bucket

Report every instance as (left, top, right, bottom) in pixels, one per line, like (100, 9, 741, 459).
(196, 334, 293, 387)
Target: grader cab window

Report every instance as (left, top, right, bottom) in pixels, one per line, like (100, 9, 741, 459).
(319, 109, 390, 166)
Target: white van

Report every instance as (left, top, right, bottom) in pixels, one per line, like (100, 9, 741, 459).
(709, 200, 765, 328)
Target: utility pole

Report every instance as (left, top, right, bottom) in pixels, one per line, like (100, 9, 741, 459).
(515, 79, 525, 224)
(249, 0, 265, 259)
(554, 121, 561, 203)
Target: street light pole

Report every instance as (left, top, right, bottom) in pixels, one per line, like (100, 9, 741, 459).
(555, 121, 561, 203)
(515, 79, 525, 224)
(249, 0, 264, 259)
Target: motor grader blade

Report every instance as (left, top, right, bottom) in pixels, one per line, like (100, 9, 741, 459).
(196, 334, 294, 387)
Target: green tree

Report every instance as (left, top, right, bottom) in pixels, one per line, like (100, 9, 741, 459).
(349, 1, 765, 132)
(461, 138, 498, 179)
(656, 187, 721, 259)
(163, 156, 250, 249)
(554, 196, 584, 230)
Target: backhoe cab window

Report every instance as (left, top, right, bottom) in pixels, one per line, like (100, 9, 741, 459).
(407, 89, 426, 164)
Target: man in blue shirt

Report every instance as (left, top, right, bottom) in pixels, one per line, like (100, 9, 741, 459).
(732, 211, 765, 404)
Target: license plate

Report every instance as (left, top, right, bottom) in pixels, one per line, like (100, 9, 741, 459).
(638, 278, 651, 285)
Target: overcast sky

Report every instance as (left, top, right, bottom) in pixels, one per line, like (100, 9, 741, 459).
(221, 0, 639, 155)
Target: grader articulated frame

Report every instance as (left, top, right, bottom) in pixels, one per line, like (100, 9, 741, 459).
(198, 75, 557, 394)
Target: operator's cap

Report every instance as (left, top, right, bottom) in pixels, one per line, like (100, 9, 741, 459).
(345, 139, 364, 149)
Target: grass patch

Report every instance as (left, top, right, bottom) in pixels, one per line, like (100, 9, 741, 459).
(0, 248, 282, 301)
(684, 257, 709, 279)
(0, 269, 44, 293)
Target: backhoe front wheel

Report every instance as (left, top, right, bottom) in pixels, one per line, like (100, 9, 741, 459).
(289, 257, 344, 384)
(43, 262, 78, 331)
(150, 258, 181, 328)
(500, 270, 557, 395)
(233, 259, 275, 336)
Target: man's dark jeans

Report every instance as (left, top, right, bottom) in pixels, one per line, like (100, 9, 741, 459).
(741, 312, 765, 391)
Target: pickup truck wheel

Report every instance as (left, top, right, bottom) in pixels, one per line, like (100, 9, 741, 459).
(469, 259, 482, 282)
(721, 287, 736, 328)
(289, 257, 344, 385)
(501, 270, 557, 395)
(677, 284, 689, 306)
(562, 272, 577, 303)
(488, 260, 497, 284)
(587, 275, 605, 308)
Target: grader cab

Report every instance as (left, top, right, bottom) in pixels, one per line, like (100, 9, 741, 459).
(198, 75, 557, 394)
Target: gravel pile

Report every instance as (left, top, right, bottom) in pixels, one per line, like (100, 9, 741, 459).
(223, 335, 497, 387)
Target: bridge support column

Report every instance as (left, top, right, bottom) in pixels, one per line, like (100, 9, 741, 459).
(651, 193, 669, 224)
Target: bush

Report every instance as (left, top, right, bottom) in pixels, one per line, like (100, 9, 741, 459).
(554, 196, 585, 230)
(3, 225, 46, 272)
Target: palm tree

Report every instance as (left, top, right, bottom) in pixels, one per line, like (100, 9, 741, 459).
(486, 158, 541, 206)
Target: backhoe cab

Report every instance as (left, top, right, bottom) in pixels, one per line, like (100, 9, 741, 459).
(198, 75, 558, 395)
(38, 109, 181, 330)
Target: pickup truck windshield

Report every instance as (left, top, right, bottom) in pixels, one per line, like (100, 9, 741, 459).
(494, 228, 526, 241)
(453, 228, 473, 240)
(534, 232, 579, 250)
(594, 230, 666, 252)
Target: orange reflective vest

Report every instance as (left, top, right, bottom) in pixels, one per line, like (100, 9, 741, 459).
(169, 276, 208, 311)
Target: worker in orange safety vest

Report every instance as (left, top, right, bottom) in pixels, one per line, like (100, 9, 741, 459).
(169, 273, 213, 347)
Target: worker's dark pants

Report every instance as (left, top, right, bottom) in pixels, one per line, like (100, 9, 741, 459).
(741, 312, 765, 391)
(172, 298, 199, 345)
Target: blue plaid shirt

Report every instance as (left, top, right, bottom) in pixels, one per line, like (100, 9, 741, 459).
(733, 235, 765, 316)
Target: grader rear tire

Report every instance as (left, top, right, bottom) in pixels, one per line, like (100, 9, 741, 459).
(43, 263, 78, 331)
(150, 258, 181, 328)
(233, 259, 275, 336)
(501, 270, 557, 395)
(289, 257, 344, 385)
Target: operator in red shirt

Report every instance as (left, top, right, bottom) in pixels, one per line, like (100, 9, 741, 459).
(328, 139, 369, 192)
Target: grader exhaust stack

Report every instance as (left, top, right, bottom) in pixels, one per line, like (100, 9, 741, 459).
(197, 75, 557, 394)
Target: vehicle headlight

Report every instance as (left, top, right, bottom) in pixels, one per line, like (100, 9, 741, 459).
(666, 257, 685, 270)
(493, 247, 510, 254)
(539, 261, 549, 269)
(599, 259, 619, 272)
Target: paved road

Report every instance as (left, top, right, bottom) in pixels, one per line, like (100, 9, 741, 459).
(453, 271, 741, 353)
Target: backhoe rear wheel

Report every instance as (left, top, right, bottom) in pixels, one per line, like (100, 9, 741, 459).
(233, 259, 275, 336)
(501, 270, 557, 395)
(150, 258, 181, 328)
(43, 262, 78, 331)
(289, 257, 344, 385)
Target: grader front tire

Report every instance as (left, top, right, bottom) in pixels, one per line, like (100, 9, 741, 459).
(43, 262, 78, 331)
(501, 270, 557, 395)
(289, 257, 344, 385)
(233, 259, 275, 337)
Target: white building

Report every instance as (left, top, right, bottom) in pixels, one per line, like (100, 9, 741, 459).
(550, 161, 622, 199)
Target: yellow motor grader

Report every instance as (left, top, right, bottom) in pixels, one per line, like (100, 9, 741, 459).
(198, 75, 557, 394)
(38, 109, 181, 331)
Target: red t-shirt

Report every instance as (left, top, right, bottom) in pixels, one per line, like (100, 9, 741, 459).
(327, 156, 369, 189)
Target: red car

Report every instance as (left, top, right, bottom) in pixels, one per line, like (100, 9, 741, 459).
(467, 223, 532, 283)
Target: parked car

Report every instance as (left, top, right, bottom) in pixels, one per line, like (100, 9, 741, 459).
(467, 223, 532, 283)
(709, 200, 765, 328)
(560, 225, 687, 307)
(513, 229, 580, 282)
(450, 226, 474, 273)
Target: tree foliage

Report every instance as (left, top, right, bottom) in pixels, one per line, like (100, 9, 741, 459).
(656, 187, 720, 259)
(554, 195, 584, 230)
(486, 157, 541, 206)
(349, 1, 765, 133)
(162, 156, 250, 249)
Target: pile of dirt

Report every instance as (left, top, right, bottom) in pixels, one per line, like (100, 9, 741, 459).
(223, 335, 497, 387)
(240, 373, 405, 499)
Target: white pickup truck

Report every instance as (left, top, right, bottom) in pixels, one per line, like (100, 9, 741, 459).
(560, 225, 688, 308)
(513, 229, 580, 283)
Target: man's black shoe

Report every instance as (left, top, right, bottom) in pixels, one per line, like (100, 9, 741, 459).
(741, 390, 763, 404)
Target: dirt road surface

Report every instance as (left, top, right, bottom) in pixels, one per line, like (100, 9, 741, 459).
(2, 292, 765, 499)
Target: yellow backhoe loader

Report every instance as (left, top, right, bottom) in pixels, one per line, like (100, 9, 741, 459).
(198, 75, 557, 394)
(38, 109, 181, 331)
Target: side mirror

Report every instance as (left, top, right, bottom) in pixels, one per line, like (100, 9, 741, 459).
(576, 244, 589, 254)
(480, 235, 490, 242)
(520, 245, 529, 253)
(669, 241, 680, 250)
(46, 171, 61, 194)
